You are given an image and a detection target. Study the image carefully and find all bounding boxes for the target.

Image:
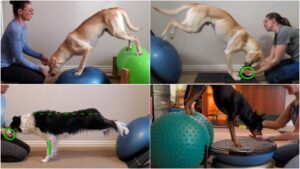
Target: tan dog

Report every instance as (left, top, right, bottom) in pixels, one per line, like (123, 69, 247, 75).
(49, 7, 142, 76)
(154, 3, 265, 80)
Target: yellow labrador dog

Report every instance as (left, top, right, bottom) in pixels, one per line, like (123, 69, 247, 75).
(49, 7, 142, 76)
(154, 3, 265, 80)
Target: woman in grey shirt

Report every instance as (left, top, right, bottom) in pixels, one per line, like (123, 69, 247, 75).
(254, 13, 299, 83)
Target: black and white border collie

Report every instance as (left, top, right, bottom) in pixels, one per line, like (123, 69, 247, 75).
(10, 108, 129, 163)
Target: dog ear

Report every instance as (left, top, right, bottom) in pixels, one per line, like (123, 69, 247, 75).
(260, 113, 266, 121)
(257, 52, 266, 65)
(12, 116, 20, 121)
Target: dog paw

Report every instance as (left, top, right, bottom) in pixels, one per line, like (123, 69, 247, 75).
(234, 142, 244, 148)
(231, 72, 241, 81)
(102, 129, 111, 135)
(123, 127, 129, 136)
(41, 157, 52, 163)
(74, 71, 82, 76)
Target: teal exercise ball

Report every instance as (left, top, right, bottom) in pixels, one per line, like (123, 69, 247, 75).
(151, 112, 209, 168)
(193, 112, 214, 145)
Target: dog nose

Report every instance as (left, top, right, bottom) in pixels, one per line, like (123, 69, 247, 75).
(244, 62, 251, 66)
(50, 72, 56, 77)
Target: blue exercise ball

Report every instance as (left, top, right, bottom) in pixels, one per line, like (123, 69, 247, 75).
(56, 67, 111, 84)
(151, 36, 182, 83)
(116, 116, 150, 161)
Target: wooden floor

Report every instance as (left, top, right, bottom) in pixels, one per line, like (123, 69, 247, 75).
(1, 147, 127, 168)
(179, 71, 268, 84)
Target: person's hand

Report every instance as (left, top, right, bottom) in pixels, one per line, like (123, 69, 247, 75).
(1, 128, 13, 138)
(41, 56, 49, 66)
(250, 135, 273, 142)
(243, 68, 253, 76)
(41, 68, 49, 77)
(5, 130, 13, 138)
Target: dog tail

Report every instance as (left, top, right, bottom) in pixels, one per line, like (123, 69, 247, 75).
(120, 10, 141, 32)
(153, 4, 193, 15)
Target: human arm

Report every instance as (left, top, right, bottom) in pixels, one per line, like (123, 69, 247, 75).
(265, 117, 299, 141)
(7, 27, 42, 72)
(23, 29, 49, 66)
(255, 44, 287, 74)
(263, 102, 292, 129)
(23, 45, 49, 66)
(1, 128, 13, 138)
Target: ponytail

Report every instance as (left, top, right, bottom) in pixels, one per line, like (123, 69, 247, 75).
(266, 12, 291, 27)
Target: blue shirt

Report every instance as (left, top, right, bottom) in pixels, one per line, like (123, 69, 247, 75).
(1, 19, 43, 72)
(1, 95, 6, 128)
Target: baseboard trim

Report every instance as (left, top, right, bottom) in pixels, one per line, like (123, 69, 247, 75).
(26, 140, 116, 148)
(61, 65, 112, 73)
(182, 64, 244, 72)
(58, 64, 243, 73)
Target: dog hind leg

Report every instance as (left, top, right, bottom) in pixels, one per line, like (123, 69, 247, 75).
(161, 18, 178, 40)
(114, 121, 129, 136)
(161, 10, 208, 39)
(91, 116, 129, 136)
(184, 86, 199, 115)
(184, 85, 207, 115)
(113, 32, 142, 55)
(107, 16, 142, 55)
(101, 120, 129, 136)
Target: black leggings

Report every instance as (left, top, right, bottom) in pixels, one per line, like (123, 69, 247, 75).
(273, 142, 299, 167)
(1, 63, 45, 84)
(1, 135, 30, 162)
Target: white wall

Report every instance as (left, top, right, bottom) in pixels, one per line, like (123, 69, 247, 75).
(3, 85, 149, 145)
(2, 1, 150, 72)
(151, 1, 299, 72)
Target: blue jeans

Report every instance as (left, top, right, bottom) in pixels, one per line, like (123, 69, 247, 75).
(265, 59, 299, 83)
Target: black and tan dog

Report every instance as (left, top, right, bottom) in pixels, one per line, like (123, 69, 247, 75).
(184, 85, 264, 147)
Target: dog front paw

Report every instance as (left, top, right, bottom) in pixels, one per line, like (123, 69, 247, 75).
(123, 127, 129, 136)
(41, 157, 52, 163)
(74, 71, 82, 76)
(231, 72, 241, 81)
(234, 142, 244, 148)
